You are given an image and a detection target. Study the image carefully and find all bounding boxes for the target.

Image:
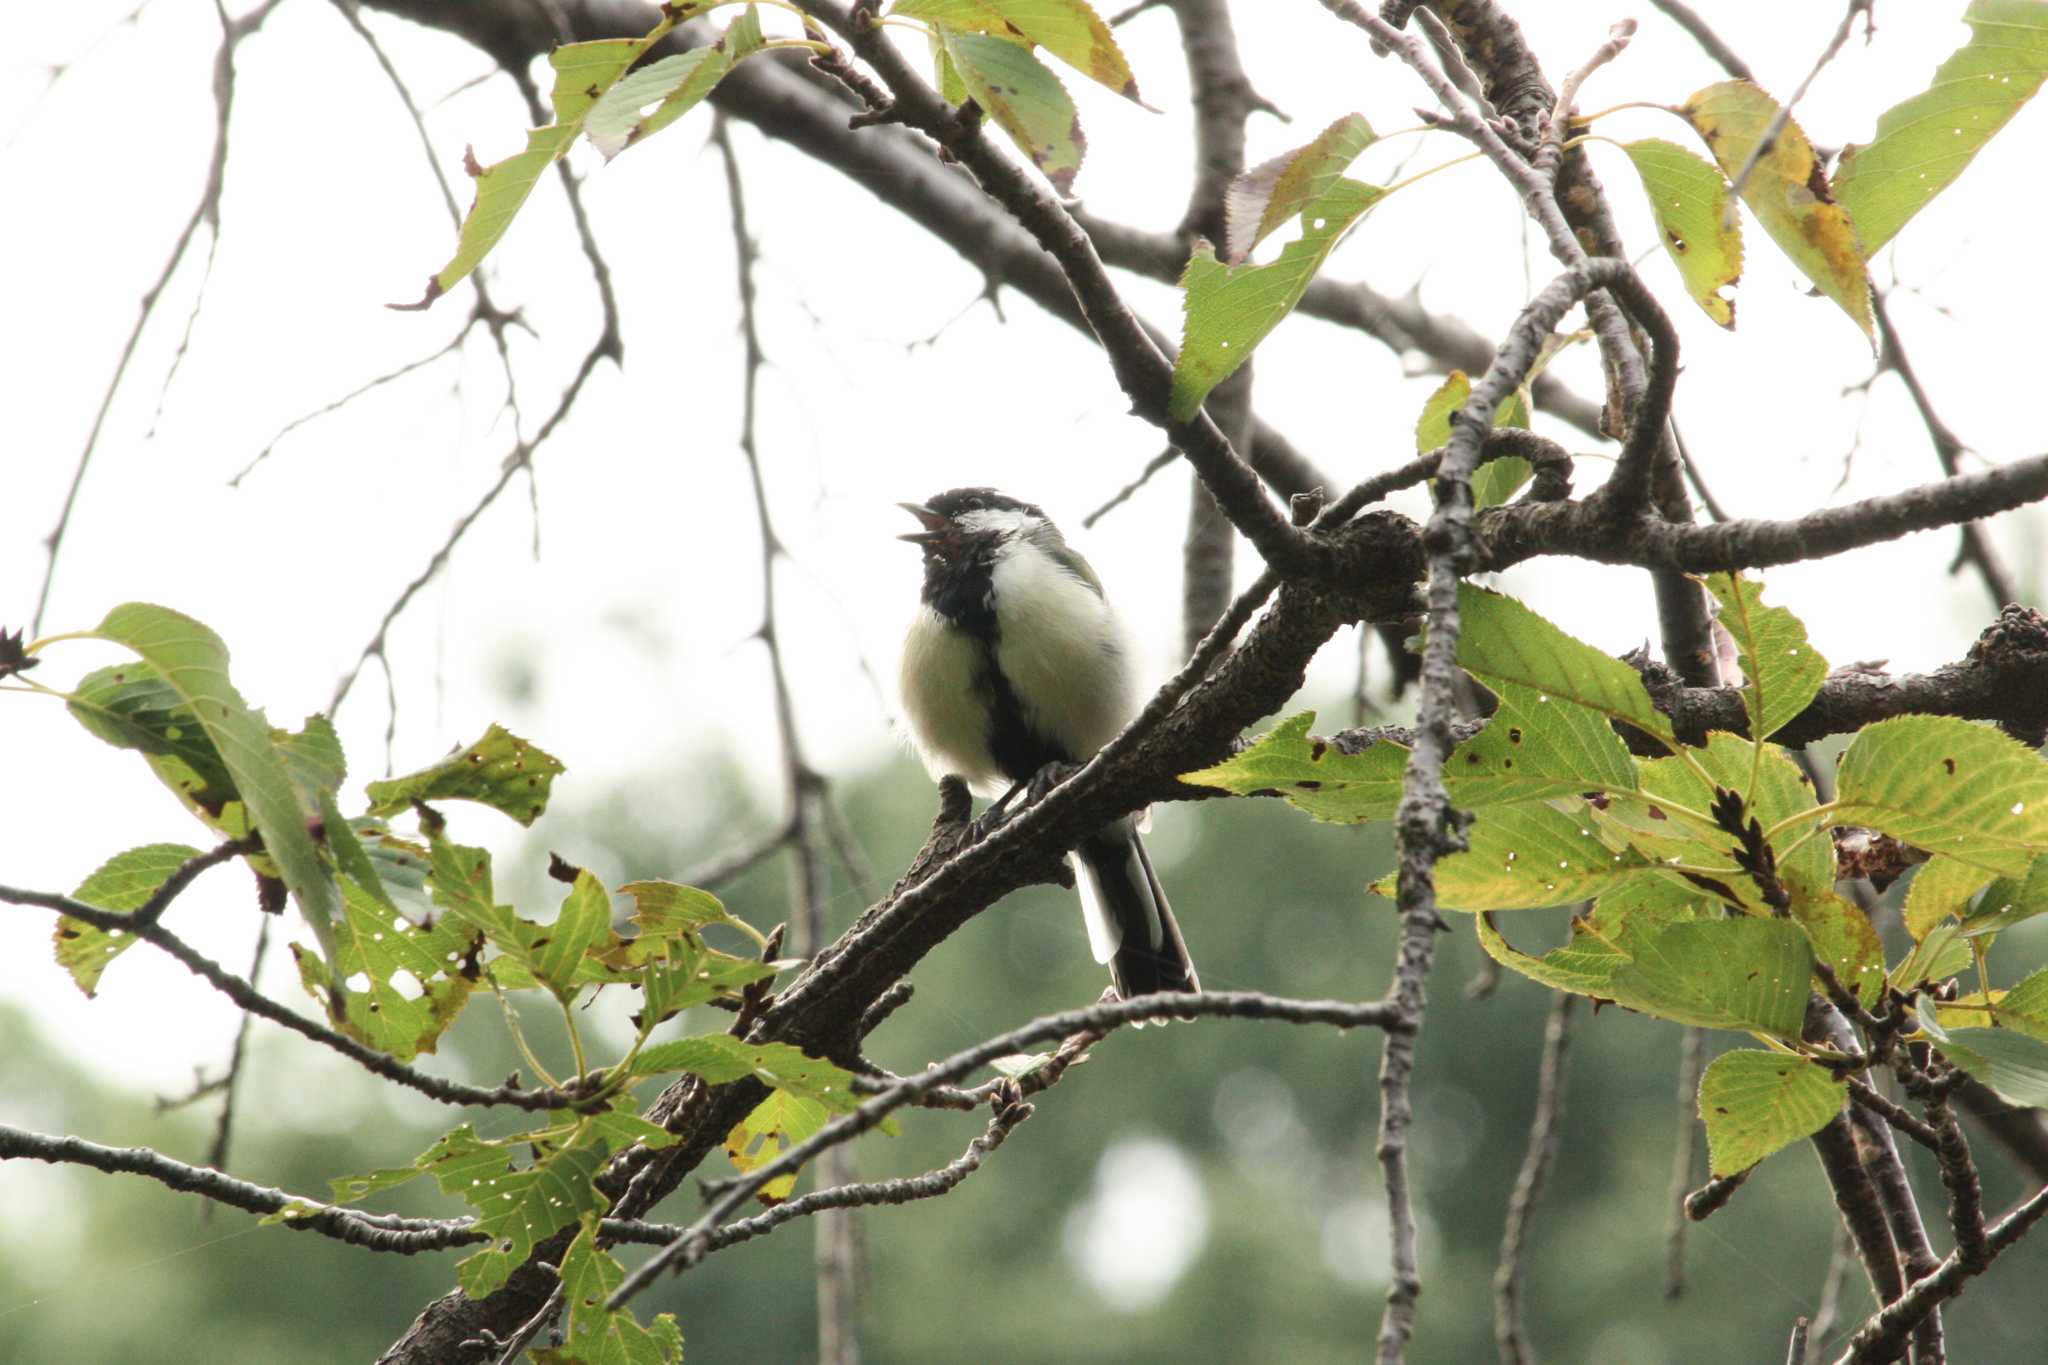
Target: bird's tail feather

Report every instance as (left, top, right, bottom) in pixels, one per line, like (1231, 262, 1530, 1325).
(1071, 818, 1198, 1013)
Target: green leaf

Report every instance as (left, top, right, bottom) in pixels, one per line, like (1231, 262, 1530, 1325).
(416, 1126, 612, 1300)
(1834, 0, 2048, 258)
(89, 604, 341, 963)
(895, 0, 1147, 105)
(67, 661, 238, 815)
(1611, 918, 1813, 1038)
(1222, 114, 1376, 262)
(727, 1089, 830, 1201)
(1601, 734, 1832, 913)
(1170, 176, 1384, 421)
(295, 868, 480, 1060)
(1455, 584, 1677, 747)
(536, 1217, 685, 1365)
(1939, 1026, 2048, 1108)
(1182, 712, 1408, 823)
(585, 5, 763, 164)
(1962, 852, 2048, 937)
(940, 29, 1086, 195)
(1790, 891, 1887, 1010)
(366, 723, 564, 827)
(1680, 81, 1873, 341)
(619, 879, 741, 937)
(1413, 370, 1535, 510)
(1405, 799, 1660, 911)
(53, 843, 201, 995)
(1904, 855, 1998, 940)
(631, 1035, 860, 1113)
(1620, 138, 1743, 328)
(1698, 1049, 1845, 1176)
(533, 870, 614, 1002)
(1475, 881, 1708, 1005)
(1891, 918, 1972, 992)
(1833, 716, 2048, 878)
(1446, 679, 1639, 809)
(1703, 573, 1827, 743)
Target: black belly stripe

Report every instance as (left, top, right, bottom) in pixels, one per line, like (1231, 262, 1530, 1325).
(926, 557, 1068, 783)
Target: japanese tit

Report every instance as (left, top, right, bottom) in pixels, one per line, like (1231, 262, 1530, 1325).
(897, 488, 1198, 1001)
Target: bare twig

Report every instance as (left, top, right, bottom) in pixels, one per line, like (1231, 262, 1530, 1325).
(1494, 992, 1575, 1364)
(1646, 0, 1758, 82)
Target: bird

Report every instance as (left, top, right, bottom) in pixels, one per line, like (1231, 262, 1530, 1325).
(897, 487, 1198, 1004)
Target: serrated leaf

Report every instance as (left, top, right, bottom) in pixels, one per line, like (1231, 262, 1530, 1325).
(1939, 1026, 2048, 1108)
(940, 29, 1086, 195)
(1446, 679, 1639, 808)
(1904, 855, 1998, 940)
(1891, 918, 1973, 991)
(53, 843, 201, 995)
(1704, 573, 1827, 742)
(1394, 799, 1659, 911)
(533, 870, 615, 1002)
(1182, 712, 1408, 823)
(537, 1217, 686, 1365)
(413, 35, 665, 304)
(1170, 176, 1382, 421)
(1611, 918, 1813, 1037)
(1621, 138, 1743, 327)
(585, 48, 731, 162)
(1833, 716, 2048, 878)
(1962, 852, 2048, 937)
(1223, 114, 1376, 262)
(1681, 80, 1873, 341)
(1790, 891, 1887, 1010)
(632, 1035, 860, 1113)
(297, 867, 479, 1060)
(366, 723, 564, 827)
(1475, 881, 1708, 1005)
(1698, 1049, 1845, 1175)
(417, 1126, 612, 1300)
(618, 879, 737, 936)
(896, 0, 1146, 105)
(1835, 0, 2048, 258)
(89, 604, 341, 964)
(727, 1089, 830, 1202)
(1456, 584, 1677, 746)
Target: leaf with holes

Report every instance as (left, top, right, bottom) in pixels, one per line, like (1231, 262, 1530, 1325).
(1383, 799, 1659, 911)
(1222, 114, 1376, 262)
(1698, 1049, 1844, 1175)
(1704, 573, 1827, 743)
(1171, 176, 1383, 421)
(1835, 0, 2048, 258)
(1182, 712, 1408, 823)
(727, 1089, 830, 1202)
(1834, 716, 2048, 878)
(366, 723, 564, 827)
(1621, 138, 1742, 327)
(534, 1216, 685, 1365)
(630, 1035, 861, 1113)
(416, 1126, 613, 1299)
(1445, 679, 1638, 809)
(1681, 81, 1872, 341)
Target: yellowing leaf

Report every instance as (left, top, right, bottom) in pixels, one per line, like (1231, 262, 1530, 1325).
(727, 1089, 829, 1202)
(940, 29, 1087, 194)
(1622, 138, 1743, 327)
(1834, 716, 2048, 878)
(1393, 800, 1657, 911)
(894, 0, 1147, 105)
(1681, 80, 1872, 341)
(1170, 177, 1384, 420)
(1903, 854, 1997, 940)
(1223, 114, 1377, 262)
(1835, 0, 2048, 258)
(54, 843, 200, 996)
(1182, 712, 1408, 824)
(1698, 1050, 1844, 1175)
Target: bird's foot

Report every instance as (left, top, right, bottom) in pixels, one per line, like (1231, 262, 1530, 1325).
(967, 761, 1084, 844)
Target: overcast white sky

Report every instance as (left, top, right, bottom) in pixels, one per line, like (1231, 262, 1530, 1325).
(4, 2, 2043, 1102)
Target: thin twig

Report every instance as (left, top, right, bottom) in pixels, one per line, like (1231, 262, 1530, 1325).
(1646, 0, 1758, 82)
(1493, 992, 1575, 1364)
(1722, 1, 1872, 207)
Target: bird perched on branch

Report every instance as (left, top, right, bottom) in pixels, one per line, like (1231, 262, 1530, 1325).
(897, 487, 1198, 1003)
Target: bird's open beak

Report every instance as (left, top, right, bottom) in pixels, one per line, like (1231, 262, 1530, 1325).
(897, 502, 947, 544)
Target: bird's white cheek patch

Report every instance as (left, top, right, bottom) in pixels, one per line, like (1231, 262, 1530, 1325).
(899, 606, 1000, 785)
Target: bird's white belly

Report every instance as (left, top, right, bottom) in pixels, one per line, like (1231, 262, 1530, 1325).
(900, 604, 1002, 788)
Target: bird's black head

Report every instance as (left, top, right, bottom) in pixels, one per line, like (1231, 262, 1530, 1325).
(899, 488, 1052, 618)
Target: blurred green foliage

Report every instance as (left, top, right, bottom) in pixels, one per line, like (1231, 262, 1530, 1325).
(6, 731, 2047, 1363)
